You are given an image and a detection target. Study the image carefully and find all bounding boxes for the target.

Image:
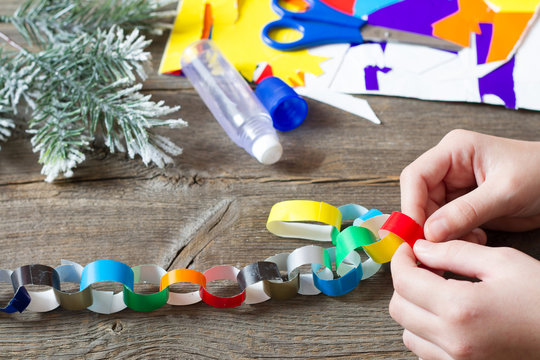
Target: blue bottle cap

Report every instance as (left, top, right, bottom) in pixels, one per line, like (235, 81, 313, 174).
(255, 77, 308, 132)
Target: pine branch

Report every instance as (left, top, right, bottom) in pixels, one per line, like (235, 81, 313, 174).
(2, 0, 177, 46)
(16, 26, 186, 181)
(0, 0, 188, 182)
(28, 99, 92, 182)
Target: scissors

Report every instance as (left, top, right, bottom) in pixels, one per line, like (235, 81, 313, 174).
(262, 0, 462, 52)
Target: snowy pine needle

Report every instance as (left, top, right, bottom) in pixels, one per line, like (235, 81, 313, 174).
(0, 0, 186, 182)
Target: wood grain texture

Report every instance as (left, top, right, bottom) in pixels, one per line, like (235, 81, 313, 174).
(1, 2, 539, 359)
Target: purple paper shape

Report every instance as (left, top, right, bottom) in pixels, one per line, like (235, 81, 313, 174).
(476, 23, 493, 65)
(365, 66, 392, 90)
(368, 0, 458, 36)
(478, 56, 516, 109)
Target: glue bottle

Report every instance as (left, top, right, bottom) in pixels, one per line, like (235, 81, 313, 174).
(181, 39, 283, 165)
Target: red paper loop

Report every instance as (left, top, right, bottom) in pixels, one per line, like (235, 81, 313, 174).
(199, 265, 246, 308)
(380, 211, 424, 247)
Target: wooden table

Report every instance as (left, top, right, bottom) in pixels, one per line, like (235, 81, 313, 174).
(1, 2, 539, 358)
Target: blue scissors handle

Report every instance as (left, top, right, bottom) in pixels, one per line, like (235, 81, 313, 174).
(270, 0, 365, 28)
(262, 18, 365, 51)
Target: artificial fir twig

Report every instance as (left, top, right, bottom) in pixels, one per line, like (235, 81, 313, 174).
(0, 0, 186, 182)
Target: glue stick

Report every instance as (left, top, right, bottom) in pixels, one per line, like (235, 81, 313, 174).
(181, 39, 283, 165)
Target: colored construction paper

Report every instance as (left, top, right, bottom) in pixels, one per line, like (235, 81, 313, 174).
(479, 56, 516, 108)
(353, 0, 404, 17)
(159, 0, 327, 86)
(514, 12, 540, 109)
(368, 0, 459, 37)
(320, 0, 355, 15)
(323, 27, 537, 110)
(365, 66, 392, 90)
(432, 0, 538, 63)
(295, 87, 381, 124)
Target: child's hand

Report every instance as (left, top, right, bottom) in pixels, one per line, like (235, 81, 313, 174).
(389, 240, 540, 360)
(400, 130, 540, 243)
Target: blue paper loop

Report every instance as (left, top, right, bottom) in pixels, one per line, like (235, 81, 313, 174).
(312, 247, 363, 297)
(339, 204, 369, 221)
(80, 259, 134, 291)
(0, 269, 31, 313)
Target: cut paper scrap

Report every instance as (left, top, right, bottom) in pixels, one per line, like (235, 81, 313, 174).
(432, 0, 540, 62)
(159, 0, 238, 76)
(514, 8, 540, 110)
(295, 87, 381, 124)
(367, 0, 540, 63)
(322, 18, 540, 111)
(368, 0, 459, 37)
(159, 0, 327, 86)
(353, 0, 404, 17)
(319, 0, 403, 16)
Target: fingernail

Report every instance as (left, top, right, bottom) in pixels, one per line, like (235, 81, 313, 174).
(413, 239, 432, 254)
(425, 217, 449, 241)
(472, 228, 487, 245)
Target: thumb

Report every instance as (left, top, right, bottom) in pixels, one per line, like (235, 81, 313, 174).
(424, 181, 503, 242)
(413, 240, 500, 280)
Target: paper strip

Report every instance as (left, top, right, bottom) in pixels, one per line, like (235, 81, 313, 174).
(338, 204, 369, 221)
(294, 87, 381, 125)
(287, 245, 333, 295)
(54, 260, 93, 310)
(266, 200, 342, 243)
(199, 265, 246, 308)
(335, 226, 377, 267)
(312, 247, 362, 296)
(237, 261, 281, 304)
(160, 268, 206, 306)
(11, 264, 60, 312)
(379, 211, 425, 247)
(80, 259, 134, 314)
(123, 265, 169, 312)
(263, 253, 301, 300)
(0, 269, 30, 313)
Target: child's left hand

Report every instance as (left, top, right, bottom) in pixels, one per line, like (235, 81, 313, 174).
(389, 240, 540, 360)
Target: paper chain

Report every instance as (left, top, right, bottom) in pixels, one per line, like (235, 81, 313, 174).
(0, 200, 423, 314)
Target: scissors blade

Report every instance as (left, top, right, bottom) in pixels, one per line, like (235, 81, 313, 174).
(360, 25, 463, 52)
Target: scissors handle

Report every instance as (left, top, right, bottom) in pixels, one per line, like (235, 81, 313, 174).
(262, 18, 365, 51)
(271, 0, 365, 28)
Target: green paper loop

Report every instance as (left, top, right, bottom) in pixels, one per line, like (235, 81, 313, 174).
(123, 265, 169, 312)
(336, 226, 376, 267)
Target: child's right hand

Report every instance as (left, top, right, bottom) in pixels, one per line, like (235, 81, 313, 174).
(399, 129, 540, 243)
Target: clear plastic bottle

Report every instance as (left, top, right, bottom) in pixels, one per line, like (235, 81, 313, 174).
(181, 39, 282, 165)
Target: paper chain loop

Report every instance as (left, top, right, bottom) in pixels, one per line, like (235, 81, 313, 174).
(0, 200, 423, 314)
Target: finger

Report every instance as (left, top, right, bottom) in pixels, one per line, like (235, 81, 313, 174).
(391, 243, 450, 314)
(400, 146, 453, 225)
(424, 180, 505, 242)
(402, 330, 453, 360)
(413, 240, 500, 280)
(461, 228, 487, 245)
(389, 291, 441, 344)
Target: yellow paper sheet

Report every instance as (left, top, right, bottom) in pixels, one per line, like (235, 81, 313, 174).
(159, 0, 327, 85)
